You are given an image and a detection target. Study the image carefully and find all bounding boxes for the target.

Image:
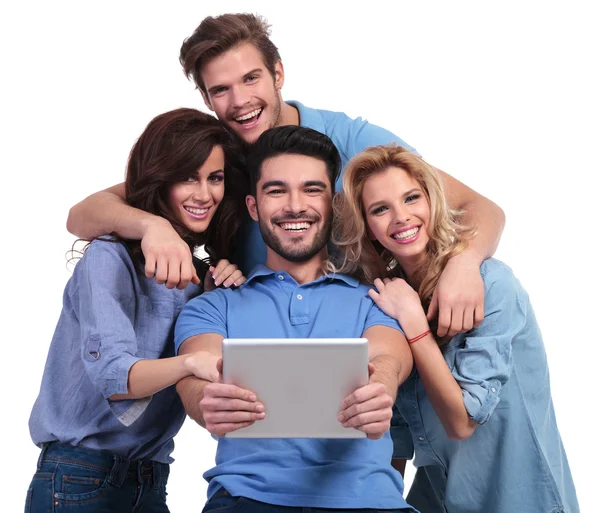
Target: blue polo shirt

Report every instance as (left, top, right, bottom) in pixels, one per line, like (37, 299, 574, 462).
(174, 266, 415, 511)
(236, 100, 418, 275)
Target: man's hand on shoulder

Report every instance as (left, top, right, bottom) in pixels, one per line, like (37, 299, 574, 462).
(427, 251, 485, 338)
(141, 218, 200, 289)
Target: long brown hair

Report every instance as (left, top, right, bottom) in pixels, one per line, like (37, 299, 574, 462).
(72, 108, 247, 274)
(333, 144, 474, 312)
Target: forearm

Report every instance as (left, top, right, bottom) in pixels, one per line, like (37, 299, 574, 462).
(176, 376, 211, 427)
(365, 325, 414, 399)
(110, 356, 192, 400)
(369, 354, 409, 402)
(67, 183, 165, 240)
(410, 336, 476, 440)
(438, 168, 505, 261)
(458, 195, 505, 261)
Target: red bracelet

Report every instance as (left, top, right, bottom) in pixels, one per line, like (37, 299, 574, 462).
(407, 329, 431, 344)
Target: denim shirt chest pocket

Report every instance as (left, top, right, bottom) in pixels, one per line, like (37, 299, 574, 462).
(135, 295, 179, 358)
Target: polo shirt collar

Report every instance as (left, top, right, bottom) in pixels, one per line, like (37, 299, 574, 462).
(244, 264, 359, 288)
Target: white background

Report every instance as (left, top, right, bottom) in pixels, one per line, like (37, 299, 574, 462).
(2, 1, 598, 512)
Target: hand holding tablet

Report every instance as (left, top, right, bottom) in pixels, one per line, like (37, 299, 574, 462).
(221, 338, 370, 438)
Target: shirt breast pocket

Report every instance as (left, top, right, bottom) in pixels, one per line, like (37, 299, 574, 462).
(135, 295, 178, 358)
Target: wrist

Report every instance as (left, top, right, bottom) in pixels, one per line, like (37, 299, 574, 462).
(449, 248, 484, 268)
(402, 318, 430, 341)
(180, 354, 195, 378)
(141, 215, 171, 238)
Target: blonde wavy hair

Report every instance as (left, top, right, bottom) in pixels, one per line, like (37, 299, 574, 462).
(332, 144, 475, 312)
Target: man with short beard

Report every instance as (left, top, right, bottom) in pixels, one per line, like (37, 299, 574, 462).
(173, 126, 416, 513)
(67, 12, 504, 342)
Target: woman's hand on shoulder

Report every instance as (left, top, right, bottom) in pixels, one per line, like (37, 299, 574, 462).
(368, 277, 428, 332)
(203, 260, 246, 292)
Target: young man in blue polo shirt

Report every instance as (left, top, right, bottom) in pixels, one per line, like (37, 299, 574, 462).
(174, 126, 416, 512)
(67, 12, 504, 343)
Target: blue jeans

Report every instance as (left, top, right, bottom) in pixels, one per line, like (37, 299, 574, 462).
(24, 442, 170, 513)
(203, 488, 413, 513)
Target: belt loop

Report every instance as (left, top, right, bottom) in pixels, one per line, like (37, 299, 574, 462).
(107, 454, 129, 488)
(152, 461, 161, 489)
(36, 442, 50, 471)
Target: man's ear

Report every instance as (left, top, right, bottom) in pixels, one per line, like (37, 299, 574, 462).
(201, 90, 214, 112)
(246, 194, 259, 222)
(274, 60, 284, 90)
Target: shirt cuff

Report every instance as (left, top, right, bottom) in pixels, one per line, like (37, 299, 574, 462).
(462, 379, 502, 425)
(175, 328, 227, 354)
(102, 354, 144, 398)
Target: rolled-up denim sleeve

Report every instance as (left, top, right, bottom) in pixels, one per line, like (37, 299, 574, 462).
(450, 262, 528, 425)
(174, 290, 228, 354)
(74, 242, 144, 401)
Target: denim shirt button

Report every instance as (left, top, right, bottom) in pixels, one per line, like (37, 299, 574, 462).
(491, 387, 497, 393)
(418, 436, 425, 441)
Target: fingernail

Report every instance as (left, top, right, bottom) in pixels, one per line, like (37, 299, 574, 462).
(256, 403, 264, 412)
(337, 413, 344, 422)
(249, 394, 257, 402)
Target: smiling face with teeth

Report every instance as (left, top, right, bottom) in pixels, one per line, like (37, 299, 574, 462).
(362, 166, 431, 274)
(200, 43, 289, 144)
(167, 145, 226, 234)
(246, 153, 333, 265)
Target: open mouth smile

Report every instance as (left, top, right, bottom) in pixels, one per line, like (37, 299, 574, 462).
(276, 220, 314, 234)
(390, 225, 421, 244)
(234, 108, 263, 129)
(184, 205, 211, 220)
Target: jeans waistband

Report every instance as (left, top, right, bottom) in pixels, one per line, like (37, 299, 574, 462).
(38, 442, 169, 488)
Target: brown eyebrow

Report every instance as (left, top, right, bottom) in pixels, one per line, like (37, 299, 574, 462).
(365, 188, 421, 212)
(243, 68, 263, 79)
(208, 68, 263, 95)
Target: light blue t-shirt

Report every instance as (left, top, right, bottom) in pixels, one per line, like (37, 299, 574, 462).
(397, 258, 579, 513)
(174, 265, 416, 511)
(29, 240, 202, 463)
(237, 100, 418, 276)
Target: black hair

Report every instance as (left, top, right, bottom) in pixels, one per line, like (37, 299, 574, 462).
(245, 126, 341, 195)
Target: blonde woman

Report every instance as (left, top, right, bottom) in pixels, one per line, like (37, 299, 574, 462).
(333, 145, 578, 513)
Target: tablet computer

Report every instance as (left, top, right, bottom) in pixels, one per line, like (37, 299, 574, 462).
(222, 338, 369, 438)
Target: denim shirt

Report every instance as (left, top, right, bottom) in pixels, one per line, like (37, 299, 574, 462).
(396, 258, 579, 513)
(29, 240, 202, 463)
(174, 266, 415, 511)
